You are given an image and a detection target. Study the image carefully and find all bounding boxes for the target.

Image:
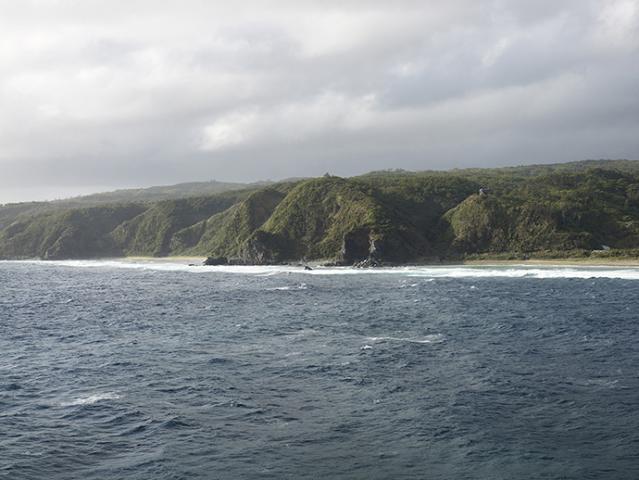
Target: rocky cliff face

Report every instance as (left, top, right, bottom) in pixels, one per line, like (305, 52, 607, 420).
(340, 228, 374, 264)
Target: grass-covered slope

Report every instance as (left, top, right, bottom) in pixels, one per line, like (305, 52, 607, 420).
(0, 204, 146, 259)
(170, 187, 288, 257)
(235, 176, 434, 263)
(2, 160, 639, 263)
(63, 180, 250, 205)
(257, 177, 387, 260)
(0, 202, 64, 231)
(110, 191, 250, 256)
(0, 191, 252, 260)
(443, 194, 510, 252)
(437, 168, 639, 257)
(0, 180, 257, 230)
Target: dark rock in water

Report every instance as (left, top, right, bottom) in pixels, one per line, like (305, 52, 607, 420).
(353, 258, 381, 268)
(226, 257, 248, 266)
(304, 265, 313, 271)
(340, 228, 387, 268)
(204, 256, 228, 266)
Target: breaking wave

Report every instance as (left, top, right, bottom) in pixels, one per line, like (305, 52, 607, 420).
(58, 392, 121, 407)
(4, 260, 639, 279)
(367, 334, 445, 344)
(267, 283, 308, 291)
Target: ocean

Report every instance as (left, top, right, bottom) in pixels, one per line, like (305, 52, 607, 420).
(2, 260, 639, 479)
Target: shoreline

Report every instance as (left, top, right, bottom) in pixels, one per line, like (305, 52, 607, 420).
(460, 258, 639, 267)
(123, 256, 639, 268)
(123, 256, 207, 265)
(4, 256, 639, 268)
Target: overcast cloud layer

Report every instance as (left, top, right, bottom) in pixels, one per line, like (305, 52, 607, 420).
(1, 0, 638, 202)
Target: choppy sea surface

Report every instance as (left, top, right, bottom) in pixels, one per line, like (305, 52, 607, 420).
(2, 260, 639, 479)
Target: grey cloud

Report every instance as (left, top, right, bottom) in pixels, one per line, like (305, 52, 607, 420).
(0, 0, 638, 203)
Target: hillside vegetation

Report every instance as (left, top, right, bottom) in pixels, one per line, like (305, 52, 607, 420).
(0, 179, 257, 229)
(2, 160, 639, 263)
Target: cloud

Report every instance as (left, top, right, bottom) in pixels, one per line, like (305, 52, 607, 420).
(0, 0, 638, 202)
(200, 92, 377, 151)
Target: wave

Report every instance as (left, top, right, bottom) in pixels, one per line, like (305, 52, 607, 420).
(367, 334, 445, 344)
(267, 283, 308, 291)
(5, 260, 639, 279)
(59, 392, 121, 407)
(405, 266, 639, 280)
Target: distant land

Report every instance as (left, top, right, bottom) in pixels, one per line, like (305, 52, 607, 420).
(2, 159, 639, 265)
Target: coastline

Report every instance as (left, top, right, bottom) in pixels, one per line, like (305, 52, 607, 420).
(4, 255, 639, 268)
(119, 255, 639, 268)
(460, 258, 639, 267)
(123, 256, 207, 265)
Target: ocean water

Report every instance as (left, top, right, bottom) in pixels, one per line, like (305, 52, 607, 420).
(2, 261, 639, 479)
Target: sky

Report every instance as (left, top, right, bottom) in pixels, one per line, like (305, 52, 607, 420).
(1, 0, 638, 203)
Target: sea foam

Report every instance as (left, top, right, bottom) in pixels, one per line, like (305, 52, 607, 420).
(4, 260, 639, 280)
(267, 283, 308, 291)
(59, 392, 121, 407)
(367, 334, 445, 344)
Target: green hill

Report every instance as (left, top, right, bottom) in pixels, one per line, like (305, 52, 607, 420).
(2, 160, 639, 264)
(170, 187, 290, 258)
(0, 179, 257, 230)
(109, 191, 251, 257)
(0, 204, 146, 259)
